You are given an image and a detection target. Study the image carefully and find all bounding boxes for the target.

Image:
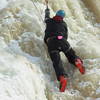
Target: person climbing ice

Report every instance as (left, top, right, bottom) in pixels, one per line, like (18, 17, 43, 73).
(44, 1, 85, 92)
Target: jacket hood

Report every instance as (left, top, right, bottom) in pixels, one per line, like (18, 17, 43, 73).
(53, 16, 63, 22)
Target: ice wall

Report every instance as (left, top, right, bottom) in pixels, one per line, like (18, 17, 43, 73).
(0, 0, 100, 100)
(0, 38, 47, 100)
(83, 0, 100, 23)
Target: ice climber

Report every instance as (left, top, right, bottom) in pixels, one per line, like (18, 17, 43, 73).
(44, 7, 85, 92)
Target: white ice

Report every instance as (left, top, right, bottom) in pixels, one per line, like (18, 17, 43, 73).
(0, 0, 100, 100)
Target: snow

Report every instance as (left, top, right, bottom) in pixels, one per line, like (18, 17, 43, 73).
(0, 0, 100, 100)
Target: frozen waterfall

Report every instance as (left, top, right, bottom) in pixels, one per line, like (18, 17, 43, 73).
(0, 0, 100, 100)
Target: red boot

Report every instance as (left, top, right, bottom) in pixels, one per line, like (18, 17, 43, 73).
(75, 58, 85, 74)
(59, 76, 67, 92)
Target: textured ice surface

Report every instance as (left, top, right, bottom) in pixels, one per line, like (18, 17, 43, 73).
(0, 0, 100, 100)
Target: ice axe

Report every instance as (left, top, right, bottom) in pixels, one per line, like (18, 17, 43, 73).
(45, 0, 48, 9)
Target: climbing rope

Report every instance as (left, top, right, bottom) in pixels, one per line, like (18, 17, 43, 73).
(30, 0, 44, 22)
(30, 0, 49, 22)
(30, 0, 48, 34)
(29, 0, 50, 34)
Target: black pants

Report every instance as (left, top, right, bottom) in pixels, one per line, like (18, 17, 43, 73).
(47, 38, 78, 81)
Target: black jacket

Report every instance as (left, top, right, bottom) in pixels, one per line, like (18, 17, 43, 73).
(44, 8, 68, 44)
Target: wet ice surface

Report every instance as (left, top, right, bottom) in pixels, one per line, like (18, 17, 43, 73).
(0, 0, 100, 100)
